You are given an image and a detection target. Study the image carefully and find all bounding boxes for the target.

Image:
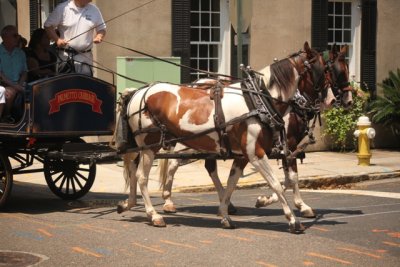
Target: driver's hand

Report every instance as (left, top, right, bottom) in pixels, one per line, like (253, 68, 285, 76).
(56, 38, 68, 47)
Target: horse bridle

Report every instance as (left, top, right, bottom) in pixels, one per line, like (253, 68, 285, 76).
(290, 51, 328, 112)
(325, 58, 353, 102)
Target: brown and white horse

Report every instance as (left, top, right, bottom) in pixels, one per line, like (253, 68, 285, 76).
(157, 44, 352, 217)
(117, 42, 332, 233)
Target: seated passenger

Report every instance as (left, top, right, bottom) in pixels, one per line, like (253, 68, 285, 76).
(0, 25, 27, 123)
(26, 28, 57, 82)
(19, 35, 28, 53)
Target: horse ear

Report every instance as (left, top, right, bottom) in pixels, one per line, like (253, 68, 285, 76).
(340, 45, 348, 54)
(329, 50, 334, 60)
(330, 43, 338, 60)
(331, 43, 338, 54)
(304, 41, 311, 52)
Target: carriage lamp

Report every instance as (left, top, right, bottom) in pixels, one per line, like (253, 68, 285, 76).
(353, 115, 376, 166)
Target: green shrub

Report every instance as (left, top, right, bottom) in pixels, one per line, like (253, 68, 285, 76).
(368, 68, 400, 137)
(322, 82, 368, 151)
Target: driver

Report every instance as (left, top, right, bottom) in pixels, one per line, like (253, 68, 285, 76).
(44, 0, 106, 76)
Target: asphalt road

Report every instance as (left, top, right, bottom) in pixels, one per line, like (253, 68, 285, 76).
(1, 178, 399, 266)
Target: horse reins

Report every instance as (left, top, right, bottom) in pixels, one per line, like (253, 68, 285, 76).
(66, 0, 158, 44)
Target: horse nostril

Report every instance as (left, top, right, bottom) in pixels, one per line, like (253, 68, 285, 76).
(330, 98, 336, 105)
(342, 101, 353, 110)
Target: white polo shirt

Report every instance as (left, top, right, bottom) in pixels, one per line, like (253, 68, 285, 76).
(44, 0, 106, 52)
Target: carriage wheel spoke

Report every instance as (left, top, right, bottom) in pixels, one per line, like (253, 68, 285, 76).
(53, 172, 64, 184)
(72, 175, 84, 190)
(75, 171, 88, 182)
(77, 167, 90, 172)
(50, 169, 62, 176)
(66, 176, 70, 194)
(70, 175, 77, 193)
(58, 175, 67, 191)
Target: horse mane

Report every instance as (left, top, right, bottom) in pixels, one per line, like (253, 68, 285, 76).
(267, 59, 295, 93)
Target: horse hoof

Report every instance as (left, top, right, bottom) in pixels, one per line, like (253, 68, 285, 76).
(301, 209, 316, 218)
(289, 221, 305, 234)
(228, 203, 237, 215)
(221, 217, 235, 229)
(163, 204, 177, 213)
(152, 217, 166, 227)
(117, 202, 127, 214)
(255, 196, 268, 208)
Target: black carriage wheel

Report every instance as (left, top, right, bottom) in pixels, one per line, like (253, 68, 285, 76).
(0, 152, 13, 209)
(44, 157, 96, 200)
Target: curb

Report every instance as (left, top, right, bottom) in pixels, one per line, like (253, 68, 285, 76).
(174, 171, 400, 193)
(298, 171, 400, 189)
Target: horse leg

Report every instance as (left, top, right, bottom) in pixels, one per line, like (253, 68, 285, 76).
(205, 159, 241, 215)
(117, 152, 139, 214)
(255, 159, 315, 218)
(159, 158, 180, 213)
(287, 160, 315, 218)
(251, 155, 305, 233)
(137, 150, 166, 227)
(218, 158, 248, 229)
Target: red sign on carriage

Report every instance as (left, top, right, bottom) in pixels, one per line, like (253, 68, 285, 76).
(48, 89, 103, 115)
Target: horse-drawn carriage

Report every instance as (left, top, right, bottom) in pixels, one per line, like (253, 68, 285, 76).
(1, 41, 352, 233)
(0, 73, 116, 208)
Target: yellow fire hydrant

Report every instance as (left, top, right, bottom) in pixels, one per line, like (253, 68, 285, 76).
(353, 115, 376, 166)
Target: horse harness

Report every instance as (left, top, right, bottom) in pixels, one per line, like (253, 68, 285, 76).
(117, 59, 324, 161)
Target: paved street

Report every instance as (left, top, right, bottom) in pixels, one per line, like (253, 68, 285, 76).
(1, 177, 399, 266)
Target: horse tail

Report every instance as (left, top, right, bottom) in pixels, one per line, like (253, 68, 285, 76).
(123, 152, 139, 191)
(158, 158, 169, 190)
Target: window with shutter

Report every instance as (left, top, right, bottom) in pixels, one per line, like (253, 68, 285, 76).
(172, 0, 231, 82)
(328, 1, 352, 60)
(190, 0, 221, 81)
(313, 0, 367, 84)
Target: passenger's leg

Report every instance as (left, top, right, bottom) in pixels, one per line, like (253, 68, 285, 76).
(4, 87, 17, 117)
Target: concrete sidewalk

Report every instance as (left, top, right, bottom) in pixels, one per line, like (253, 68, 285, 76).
(13, 149, 400, 195)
